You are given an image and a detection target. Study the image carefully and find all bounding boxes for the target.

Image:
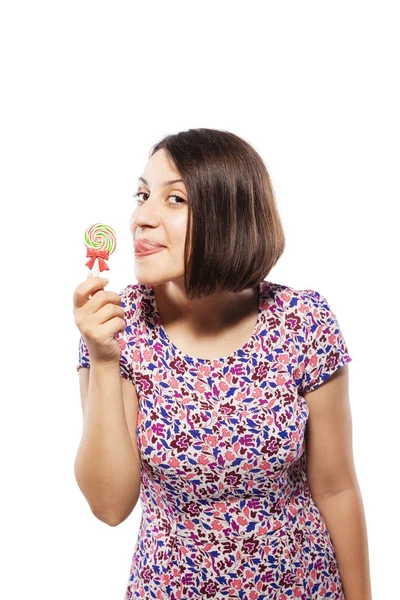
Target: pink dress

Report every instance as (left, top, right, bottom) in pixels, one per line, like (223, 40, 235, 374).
(77, 280, 352, 599)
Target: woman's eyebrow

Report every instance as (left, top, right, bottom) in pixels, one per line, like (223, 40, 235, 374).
(137, 177, 184, 187)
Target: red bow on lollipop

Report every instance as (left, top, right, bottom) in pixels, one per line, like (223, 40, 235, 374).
(85, 248, 110, 272)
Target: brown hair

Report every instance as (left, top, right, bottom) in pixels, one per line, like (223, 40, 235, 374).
(149, 128, 285, 300)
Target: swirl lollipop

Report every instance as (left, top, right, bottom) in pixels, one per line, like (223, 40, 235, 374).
(84, 223, 117, 277)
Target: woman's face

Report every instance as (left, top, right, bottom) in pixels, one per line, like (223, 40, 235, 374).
(130, 148, 189, 286)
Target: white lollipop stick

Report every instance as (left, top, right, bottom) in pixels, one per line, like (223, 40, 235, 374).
(92, 257, 99, 277)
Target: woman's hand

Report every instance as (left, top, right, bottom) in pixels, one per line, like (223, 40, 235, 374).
(73, 274, 126, 364)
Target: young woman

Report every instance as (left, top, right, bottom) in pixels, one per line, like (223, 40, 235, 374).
(74, 128, 371, 599)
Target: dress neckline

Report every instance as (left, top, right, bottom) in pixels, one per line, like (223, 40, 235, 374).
(148, 280, 265, 364)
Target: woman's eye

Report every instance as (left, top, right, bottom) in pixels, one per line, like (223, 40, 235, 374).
(133, 192, 186, 208)
(133, 192, 149, 203)
(168, 195, 186, 207)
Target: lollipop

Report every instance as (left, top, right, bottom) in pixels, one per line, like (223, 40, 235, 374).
(84, 223, 117, 277)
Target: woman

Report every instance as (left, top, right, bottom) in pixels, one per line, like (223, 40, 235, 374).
(74, 128, 372, 599)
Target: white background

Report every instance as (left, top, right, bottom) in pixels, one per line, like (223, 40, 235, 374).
(1, 1, 398, 598)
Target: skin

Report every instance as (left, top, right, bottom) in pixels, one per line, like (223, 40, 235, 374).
(130, 148, 259, 335)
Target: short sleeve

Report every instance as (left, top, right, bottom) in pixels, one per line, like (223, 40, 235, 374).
(298, 289, 353, 394)
(76, 284, 141, 388)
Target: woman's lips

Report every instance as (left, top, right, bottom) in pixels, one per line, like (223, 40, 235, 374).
(134, 246, 165, 257)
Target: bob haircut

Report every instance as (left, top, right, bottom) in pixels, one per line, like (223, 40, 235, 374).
(149, 128, 285, 300)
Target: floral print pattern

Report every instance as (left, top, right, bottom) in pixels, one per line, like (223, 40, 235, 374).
(77, 280, 353, 599)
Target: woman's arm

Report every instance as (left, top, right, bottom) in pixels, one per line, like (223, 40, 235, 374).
(313, 485, 372, 600)
(74, 361, 141, 525)
(304, 365, 373, 598)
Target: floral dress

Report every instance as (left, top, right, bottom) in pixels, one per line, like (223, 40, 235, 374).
(77, 279, 353, 600)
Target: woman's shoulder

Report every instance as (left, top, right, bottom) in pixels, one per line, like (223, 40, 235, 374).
(262, 281, 345, 345)
(261, 279, 319, 307)
(118, 282, 145, 321)
(119, 281, 142, 301)
(118, 282, 156, 323)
